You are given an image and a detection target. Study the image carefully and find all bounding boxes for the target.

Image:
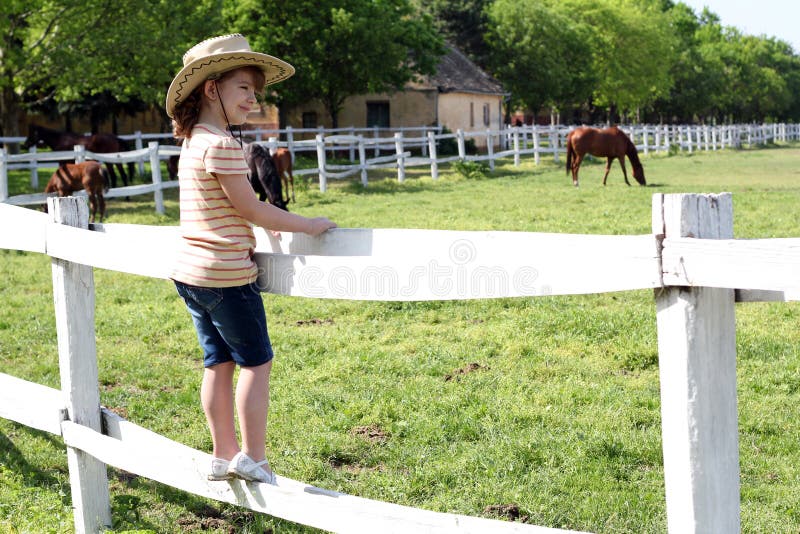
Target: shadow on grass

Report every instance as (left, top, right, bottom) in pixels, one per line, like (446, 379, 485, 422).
(0, 425, 64, 488)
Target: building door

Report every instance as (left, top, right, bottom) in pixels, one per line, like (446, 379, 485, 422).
(366, 102, 390, 128)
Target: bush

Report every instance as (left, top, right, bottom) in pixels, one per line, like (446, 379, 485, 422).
(452, 160, 490, 179)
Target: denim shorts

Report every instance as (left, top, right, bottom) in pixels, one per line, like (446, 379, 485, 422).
(174, 281, 274, 368)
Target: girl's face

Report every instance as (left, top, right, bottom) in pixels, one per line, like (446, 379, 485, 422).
(207, 68, 259, 126)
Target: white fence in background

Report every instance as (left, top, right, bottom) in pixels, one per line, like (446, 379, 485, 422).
(1, 123, 798, 209)
(0, 193, 798, 533)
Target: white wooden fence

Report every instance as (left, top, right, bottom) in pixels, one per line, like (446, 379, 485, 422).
(2, 123, 798, 208)
(1, 192, 798, 532)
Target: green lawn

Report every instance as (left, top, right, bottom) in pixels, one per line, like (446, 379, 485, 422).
(1, 143, 799, 533)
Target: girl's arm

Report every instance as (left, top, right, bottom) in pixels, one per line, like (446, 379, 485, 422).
(217, 173, 336, 236)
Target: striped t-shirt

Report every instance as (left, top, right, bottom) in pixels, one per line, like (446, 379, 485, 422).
(170, 123, 258, 287)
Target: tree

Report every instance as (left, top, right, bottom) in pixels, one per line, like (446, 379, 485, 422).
(1, 0, 220, 139)
(485, 0, 595, 118)
(225, 0, 445, 128)
(417, 0, 492, 67)
(557, 0, 678, 122)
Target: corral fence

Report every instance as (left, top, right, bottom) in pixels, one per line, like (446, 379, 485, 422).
(1, 123, 798, 208)
(1, 192, 798, 532)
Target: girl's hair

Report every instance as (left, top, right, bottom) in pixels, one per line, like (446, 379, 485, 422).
(171, 66, 267, 139)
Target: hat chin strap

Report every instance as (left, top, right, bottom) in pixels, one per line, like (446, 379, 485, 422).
(214, 80, 244, 147)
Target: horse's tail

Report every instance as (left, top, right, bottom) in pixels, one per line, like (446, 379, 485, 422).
(100, 166, 110, 193)
(566, 135, 573, 175)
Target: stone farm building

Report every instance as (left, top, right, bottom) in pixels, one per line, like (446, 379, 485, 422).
(280, 44, 507, 148)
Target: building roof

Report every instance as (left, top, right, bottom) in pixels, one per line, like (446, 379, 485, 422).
(411, 44, 507, 96)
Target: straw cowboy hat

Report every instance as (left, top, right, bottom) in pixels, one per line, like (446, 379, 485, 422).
(166, 34, 294, 117)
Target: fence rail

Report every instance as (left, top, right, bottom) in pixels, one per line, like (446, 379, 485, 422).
(1, 192, 798, 532)
(2, 123, 798, 209)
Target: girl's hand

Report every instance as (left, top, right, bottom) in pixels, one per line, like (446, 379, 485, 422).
(306, 217, 337, 236)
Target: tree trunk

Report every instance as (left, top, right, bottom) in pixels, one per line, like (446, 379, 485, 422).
(1, 85, 21, 153)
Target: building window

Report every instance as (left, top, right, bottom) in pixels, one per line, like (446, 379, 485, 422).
(483, 103, 491, 126)
(366, 102, 390, 128)
(470, 102, 475, 127)
(302, 112, 317, 129)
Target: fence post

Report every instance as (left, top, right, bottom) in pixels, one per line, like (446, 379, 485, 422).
(652, 192, 739, 534)
(394, 132, 405, 182)
(358, 136, 368, 187)
(134, 131, 145, 176)
(48, 196, 112, 533)
(148, 142, 164, 214)
(315, 134, 327, 192)
(549, 125, 560, 163)
(427, 131, 438, 180)
(373, 126, 380, 157)
(29, 146, 39, 188)
(486, 129, 495, 171)
(74, 144, 86, 163)
(286, 126, 295, 163)
(457, 129, 466, 161)
(349, 127, 356, 162)
(0, 149, 8, 201)
(513, 128, 520, 167)
(533, 125, 541, 165)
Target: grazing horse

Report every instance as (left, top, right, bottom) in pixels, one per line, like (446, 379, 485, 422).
(243, 143, 289, 210)
(565, 126, 646, 187)
(44, 161, 109, 222)
(22, 124, 135, 188)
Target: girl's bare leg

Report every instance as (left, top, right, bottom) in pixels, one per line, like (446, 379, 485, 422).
(236, 360, 272, 462)
(201, 361, 239, 460)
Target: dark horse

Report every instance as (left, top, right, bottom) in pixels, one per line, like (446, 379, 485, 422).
(22, 124, 135, 189)
(243, 143, 289, 210)
(566, 126, 646, 187)
(44, 161, 109, 222)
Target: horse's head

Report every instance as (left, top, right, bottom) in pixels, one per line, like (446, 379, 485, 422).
(244, 143, 288, 211)
(633, 166, 646, 186)
(21, 125, 39, 150)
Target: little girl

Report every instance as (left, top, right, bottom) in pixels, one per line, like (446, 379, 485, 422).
(165, 34, 336, 484)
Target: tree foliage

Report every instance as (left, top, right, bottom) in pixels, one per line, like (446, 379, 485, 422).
(224, 0, 444, 127)
(3, 0, 800, 137)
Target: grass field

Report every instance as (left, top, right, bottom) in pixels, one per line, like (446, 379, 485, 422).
(1, 143, 799, 533)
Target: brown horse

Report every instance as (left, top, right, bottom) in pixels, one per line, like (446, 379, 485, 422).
(22, 124, 134, 188)
(272, 148, 295, 204)
(44, 161, 109, 222)
(566, 126, 646, 187)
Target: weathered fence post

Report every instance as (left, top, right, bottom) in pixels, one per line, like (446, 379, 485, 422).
(315, 134, 327, 192)
(486, 129, 495, 171)
(394, 132, 405, 182)
(652, 192, 740, 534)
(148, 142, 164, 214)
(74, 144, 86, 163)
(49, 196, 112, 533)
(533, 126, 541, 165)
(513, 128, 520, 167)
(457, 129, 466, 161)
(358, 136, 368, 187)
(0, 149, 8, 202)
(427, 131, 439, 180)
(134, 131, 145, 176)
(29, 146, 39, 188)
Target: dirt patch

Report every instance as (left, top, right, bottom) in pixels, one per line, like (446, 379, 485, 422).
(484, 504, 529, 523)
(295, 318, 334, 326)
(444, 362, 488, 381)
(351, 424, 388, 444)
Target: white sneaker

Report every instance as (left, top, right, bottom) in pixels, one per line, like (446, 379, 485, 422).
(208, 457, 232, 481)
(227, 452, 276, 484)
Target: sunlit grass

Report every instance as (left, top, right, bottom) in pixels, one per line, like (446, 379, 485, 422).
(1, 143, 799, 532)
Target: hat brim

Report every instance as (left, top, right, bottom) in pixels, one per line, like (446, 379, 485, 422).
(166, 52, 294, 117)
